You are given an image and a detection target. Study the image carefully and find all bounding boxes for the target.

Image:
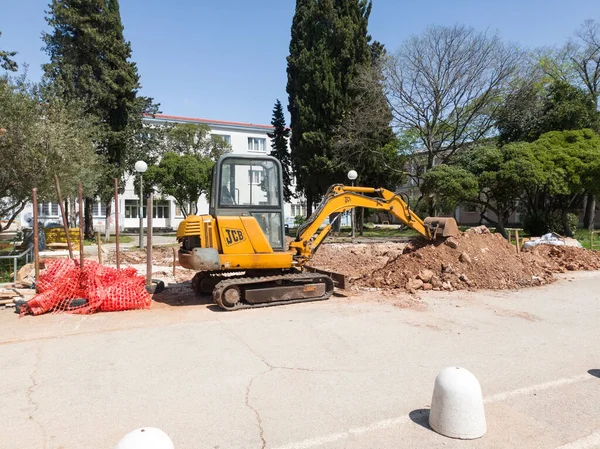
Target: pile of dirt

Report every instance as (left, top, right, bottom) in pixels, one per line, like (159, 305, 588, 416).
(356, 226, 555, 292)
(309, 242, 407, 279)
(104, 245, 178, 266)
(528, 245, 600, 272)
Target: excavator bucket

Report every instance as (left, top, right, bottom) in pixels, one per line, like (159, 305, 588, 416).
(423, 217, 460, 239)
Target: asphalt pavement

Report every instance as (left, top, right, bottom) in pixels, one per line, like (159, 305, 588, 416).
(1, 272, 599, 449)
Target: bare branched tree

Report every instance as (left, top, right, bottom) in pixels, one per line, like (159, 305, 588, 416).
(572, 19, 600, 100)
(384, 24, 521, 174)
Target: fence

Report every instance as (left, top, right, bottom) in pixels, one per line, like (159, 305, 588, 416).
(0, 246, 33, 282)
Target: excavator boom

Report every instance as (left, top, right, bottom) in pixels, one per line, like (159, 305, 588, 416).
(290, 184, 458, 265)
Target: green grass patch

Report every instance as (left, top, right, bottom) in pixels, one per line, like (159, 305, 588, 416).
(83, 235, 134, 246)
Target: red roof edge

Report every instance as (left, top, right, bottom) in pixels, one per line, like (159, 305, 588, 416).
(144, 113, 273, 130)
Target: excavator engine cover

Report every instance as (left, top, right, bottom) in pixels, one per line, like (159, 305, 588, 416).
(423, 217, 460, 239)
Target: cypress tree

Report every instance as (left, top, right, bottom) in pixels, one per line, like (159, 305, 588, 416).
(43, 0, 157, 237)
(286, 0, 373, 216)
(267, 99, 293, 202)
(0, 31, 18, 72)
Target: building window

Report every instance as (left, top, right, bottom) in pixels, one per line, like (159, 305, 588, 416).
(124, 200, 139, 219)
(175, 202, 191, 217)
(291, 204, 306, 217)
(212, 134, 231, 145)
(247, 137, 266, 152)
(38, 203, 59, 216)
(93, 202, 107, 217)
(153, 201, 170, 219)
(248, 169, 264, 185)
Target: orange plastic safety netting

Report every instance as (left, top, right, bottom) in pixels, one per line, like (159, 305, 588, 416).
(20, 259, 151, 316)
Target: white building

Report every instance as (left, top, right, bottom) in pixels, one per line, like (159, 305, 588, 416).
(22, 114, 308, 232)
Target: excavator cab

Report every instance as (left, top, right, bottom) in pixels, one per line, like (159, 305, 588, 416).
(209, 154, 286, 250)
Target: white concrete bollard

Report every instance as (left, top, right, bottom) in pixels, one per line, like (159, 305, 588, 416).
(428, 366, 487, 439)
(114, 427, 175, 449)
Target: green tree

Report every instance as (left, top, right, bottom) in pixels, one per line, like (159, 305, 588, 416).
(144, 123, 231, 216)
(267, 99, 293, 202)
(519, 129, 600, 236)
(429, 130, 600, 236)
(287, 0, 373, 216)
(42, 0, 159, 237)
(145, 153, 212, 217)
(0, 75, 100, 231)
(0, 31, 18, 72)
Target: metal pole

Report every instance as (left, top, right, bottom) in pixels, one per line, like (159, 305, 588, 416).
(32, 188, 40, 284)
(78, 183, 84, 269)
(351, 181, 355, 239)
(146, 193, 153, 286)
(172, 247, 177, 277)
(96, 231, 102, 264)
(55, 174, 74, 259)
(114, 178, 120, 270)
(139, 174, 144, 248)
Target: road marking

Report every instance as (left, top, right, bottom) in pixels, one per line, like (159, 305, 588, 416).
(272, 373, 593, 449)
(484, 374, 591, 404)
(556, 431, 600, 449)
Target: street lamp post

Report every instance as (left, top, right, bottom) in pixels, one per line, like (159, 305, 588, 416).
(134, 160, 148, 249)
(347, 170, 357, 239)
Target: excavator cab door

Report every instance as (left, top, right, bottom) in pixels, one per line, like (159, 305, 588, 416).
(210, 154, 286, 250)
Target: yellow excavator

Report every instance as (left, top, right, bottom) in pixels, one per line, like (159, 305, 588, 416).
(176, 154, 458, 310)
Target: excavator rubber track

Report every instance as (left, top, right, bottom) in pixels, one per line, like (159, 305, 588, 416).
(213, 272, 334, 311)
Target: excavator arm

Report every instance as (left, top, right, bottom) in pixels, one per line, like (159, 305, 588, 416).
(289, 184, 458, 264)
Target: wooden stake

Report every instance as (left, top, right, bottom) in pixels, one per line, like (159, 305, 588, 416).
(78, 183, 84, 269)
(172, 247, 177, 277)
(55, 174, 74, 259)
(32, 188, 40, 285)
(114, 178, 120, 270)
(146, 193, 153, 286)
(97, 231, 102, 265)
(515, 229, 520, 254)
(591, 231, 594, 250)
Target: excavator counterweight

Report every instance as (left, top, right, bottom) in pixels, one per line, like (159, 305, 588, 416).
(176, 154, 459, 310)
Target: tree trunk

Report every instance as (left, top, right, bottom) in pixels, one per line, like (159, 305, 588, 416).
(562, 210, 574, 237)
(329, 212, 341, 235)
(84, 197, 94, 239)
(306, 191, 313, 218)
(69, 198, 77, 228)
(495, 212, 508, 239)
(64, 199, 69, 227)
(359, 207, 365, 236)
(105, 202, 112, 241)
(583, 194, 596, 231)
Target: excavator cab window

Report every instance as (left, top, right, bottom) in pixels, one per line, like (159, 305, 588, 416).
(212, 155, 285, 250)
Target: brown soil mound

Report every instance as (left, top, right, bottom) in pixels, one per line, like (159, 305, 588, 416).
(528, 245, 600, 272)
(309, 242, 407, 279)
(357, 226, 556, 292)
(104, 245, 178, 266)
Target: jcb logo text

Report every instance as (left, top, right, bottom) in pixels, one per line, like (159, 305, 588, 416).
(224, 228, 245, 246)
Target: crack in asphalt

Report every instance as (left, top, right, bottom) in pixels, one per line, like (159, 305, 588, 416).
(217, 319, 369, 449)
(26, 346, 47, 449)
(245, 374, 268, 449)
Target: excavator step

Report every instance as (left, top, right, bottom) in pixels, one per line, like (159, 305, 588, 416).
(212, 272, 334, 311)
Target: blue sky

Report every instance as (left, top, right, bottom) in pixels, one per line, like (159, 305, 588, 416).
(1, 0, 598, 125)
